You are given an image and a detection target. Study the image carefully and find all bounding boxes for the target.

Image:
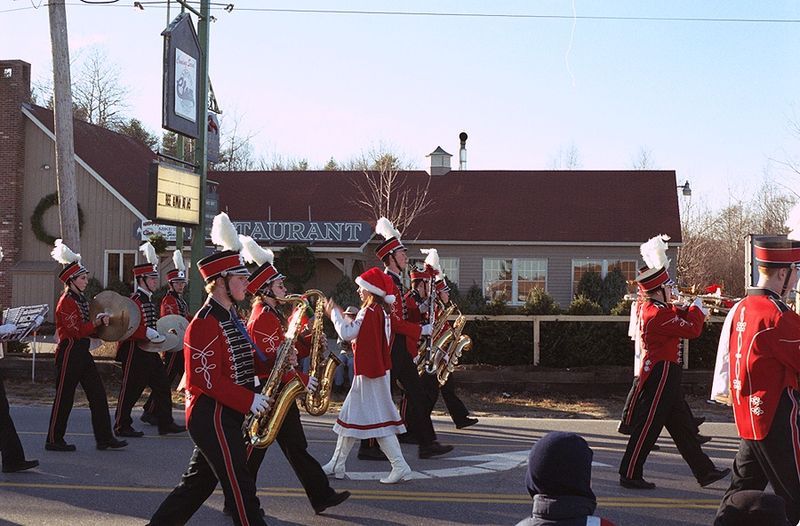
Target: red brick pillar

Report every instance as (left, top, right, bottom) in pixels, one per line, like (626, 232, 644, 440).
(0, 60, 31, 309)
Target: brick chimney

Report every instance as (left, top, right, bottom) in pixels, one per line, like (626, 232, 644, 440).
(0, 60, 31, 308)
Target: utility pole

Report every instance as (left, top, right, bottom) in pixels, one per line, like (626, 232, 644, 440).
(48, 0, 81, 251)
(189, 0, 210, 310)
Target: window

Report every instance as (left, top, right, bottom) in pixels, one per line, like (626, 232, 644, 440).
(105, 250, 137, 287)
(483, 258, 547, 304)
(439, 257, 459, 285)
(572, 258, 638, 295)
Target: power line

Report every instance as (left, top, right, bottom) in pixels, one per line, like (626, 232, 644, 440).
(2, 2, 800, 24)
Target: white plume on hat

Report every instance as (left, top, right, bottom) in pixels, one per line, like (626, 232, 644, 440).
(0, 246, 3, 264)
(640, 234, 671, 270)
(51, 239, 81, 265)
(239, 235, 274, 266)
(420, 248, 442, 276)
(786, 202, 800, 240)
(375, 217, 401, 241)
(210, 212, 243, 252)
(172, 250, 186, 272)
(139, 241, 158, 266)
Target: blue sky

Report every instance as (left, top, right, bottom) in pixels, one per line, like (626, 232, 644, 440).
(2, 0, 800, 208)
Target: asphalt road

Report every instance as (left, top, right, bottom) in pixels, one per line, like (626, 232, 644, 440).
(0, 405, 740, 525)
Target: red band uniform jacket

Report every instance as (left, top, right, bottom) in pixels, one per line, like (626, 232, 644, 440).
(246, 301, 310, 386)
(183, 299, 266, 424)
(115, 289, 157, 361)
(55, 290, 96, 355)
(384, 271, 422, 357)
(636, 299, 705, 386)
(728, 288, 800, 440)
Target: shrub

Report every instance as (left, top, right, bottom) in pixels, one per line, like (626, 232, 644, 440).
(84, 277, 104, 301)
(601, 267, 628, 313)
(576, 271, 603, 304)
(567, 295, 603, 315)
(521, 287, 560, 315)
(460, 283, 487, 314)
(105, 279, 133, 297)
(609, 298, 633, 316)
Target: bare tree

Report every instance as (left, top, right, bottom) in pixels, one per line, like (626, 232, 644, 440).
(211, 112, 259, 171)
(549, 142, 582, 170)
(631, 147, 657, 170)
(71, 47, 129, 127)
(677, 178, 797, 297)
(348, 149, 432, 234)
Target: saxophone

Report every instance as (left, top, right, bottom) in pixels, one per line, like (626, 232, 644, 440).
(302, 289, 341, 416)
(245, 295, 308, 449)
(417, 301, 472, 386)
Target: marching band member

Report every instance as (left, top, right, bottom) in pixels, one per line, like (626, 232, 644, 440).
(321, 267, 413, 484)
(46, 240, 127, 452)
(401, 262, 476, 440)
(618, 235, 729, 490)
(234, 236, 349, 515)
(429, 277, 478, 430)
(114, 242, 184, 438)
(148, 214, 271, 526)
(714, 235, 800, 524)
(0, 246, 38, 473)
(142, 250, 190, 426)
(358, 218, 452, 461)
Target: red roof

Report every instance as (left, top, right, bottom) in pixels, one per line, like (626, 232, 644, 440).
(26, 104, 157, 215)
(210, 169, 682, 243)
(22, 105, 681, 244)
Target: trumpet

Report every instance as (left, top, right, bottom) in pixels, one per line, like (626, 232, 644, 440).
(671, 292, 738, 315)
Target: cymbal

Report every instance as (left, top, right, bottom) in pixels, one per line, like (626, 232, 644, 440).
(141, 332, 180, 353)
(89, 291, 141, 342)
(157, 315, 189, 351)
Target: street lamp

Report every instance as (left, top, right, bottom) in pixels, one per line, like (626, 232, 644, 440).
(678, 181, 691, 197)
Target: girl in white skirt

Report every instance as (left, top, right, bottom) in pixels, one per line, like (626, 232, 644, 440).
(321, 267, 412, 484)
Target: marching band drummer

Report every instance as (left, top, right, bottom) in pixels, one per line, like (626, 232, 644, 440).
(142, 250, 190, 426)
(148, 213, 271, 526)
(0, 246, 38, 473)
(618, 235, 729, 490)
(46, 240, 127, 452)
(230, 237, 349, 516)
(714, 235, 800, 525)
(114, 242, 184, 438)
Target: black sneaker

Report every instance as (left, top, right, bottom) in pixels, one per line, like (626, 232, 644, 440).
(158, 423, 186, 435)
(313, 490, 351, 515)
(116, 427, 144, 438)
(455, 417, 479, 429)
(619, 476, 656, 490)
(97, 438, 128, 450)
(45, 441, 76, 452)
(2, 459, 39, 473)
(357, 446, 388, 461)
(419, 441, 453, 459)
(140, 412, 158, 426)
(698, 467, 731, 488)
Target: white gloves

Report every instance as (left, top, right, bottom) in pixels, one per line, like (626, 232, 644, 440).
(95, 312, 111, 320)
(146, 327, 162, 341)
(250, 393, 271, 415)
(0, 324, 17, 336)
(692, 297, 709, 317)
(420, 324, 433, 337)
(306, 376, 319, 393)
